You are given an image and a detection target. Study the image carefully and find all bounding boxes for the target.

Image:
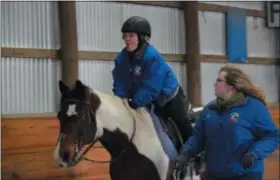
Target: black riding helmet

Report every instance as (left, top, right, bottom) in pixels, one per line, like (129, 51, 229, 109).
(121, 16, 151, 41)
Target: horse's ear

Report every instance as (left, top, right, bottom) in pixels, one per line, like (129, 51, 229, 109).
(75, 80, 85, 92)
(58, 80, 69, 94)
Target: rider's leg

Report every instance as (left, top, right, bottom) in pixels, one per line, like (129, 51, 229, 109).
(161, 86, 193, 142)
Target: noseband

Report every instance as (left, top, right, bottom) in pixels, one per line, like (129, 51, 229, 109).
(59, 98, 136, 165)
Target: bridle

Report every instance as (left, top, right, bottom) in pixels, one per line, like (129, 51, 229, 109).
(58, 98, 136, 165)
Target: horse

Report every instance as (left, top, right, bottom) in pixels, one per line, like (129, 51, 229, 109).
(53, 80, 205, 180)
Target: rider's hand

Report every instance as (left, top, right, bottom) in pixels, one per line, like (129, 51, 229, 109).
(128, 99, 138, 109)
(174, 154, 189, 170)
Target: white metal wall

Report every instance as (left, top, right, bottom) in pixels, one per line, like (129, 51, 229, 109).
(1, 1, 60, 48)
(1, 1, 186, 114)
(1, 2, 61, 114)
(76, 2, 186, 96)
(199, 2, 280, 105)
(1, 1, 279, 114)
(1, 58, 61, 114)
(75, 2, 185, 53)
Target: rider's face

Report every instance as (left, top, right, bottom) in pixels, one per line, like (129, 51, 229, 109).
(123, 32, 139, 52)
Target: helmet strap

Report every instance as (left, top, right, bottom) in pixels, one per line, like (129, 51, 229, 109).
(143, 35, 150, 42)
(139, 34, 150, 43)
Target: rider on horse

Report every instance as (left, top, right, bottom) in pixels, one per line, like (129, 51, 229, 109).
(112, 16, 193, 142)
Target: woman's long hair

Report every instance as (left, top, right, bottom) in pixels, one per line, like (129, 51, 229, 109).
(219, 64, 268, 106)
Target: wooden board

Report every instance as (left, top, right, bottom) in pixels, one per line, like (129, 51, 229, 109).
(1, 117, 103, 156)
(1, 47, 279, 64)
(264, 149, 279, 180)
(1, 116, 110, 180)
(1, 105, 279, 180)
(2, 149, 110, 172)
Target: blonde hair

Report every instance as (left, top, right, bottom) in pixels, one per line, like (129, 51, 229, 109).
(219, 64, 267, 106)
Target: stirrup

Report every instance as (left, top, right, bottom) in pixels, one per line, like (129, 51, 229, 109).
(172, 163, 189, 180)
(172, 162, 194, 180)
(172, 165, 182, 180)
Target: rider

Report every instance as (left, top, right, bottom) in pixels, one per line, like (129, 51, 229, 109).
(112, 16, 193, 142)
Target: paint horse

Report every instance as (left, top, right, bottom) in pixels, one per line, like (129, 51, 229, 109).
(53, 80, 205, 180)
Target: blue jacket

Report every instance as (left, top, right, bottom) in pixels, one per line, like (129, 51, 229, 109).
(180, 96, 279, 178)
(112, 43, 179, 108)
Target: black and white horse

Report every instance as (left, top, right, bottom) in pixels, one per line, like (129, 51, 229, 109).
(53, 80, 205, 180)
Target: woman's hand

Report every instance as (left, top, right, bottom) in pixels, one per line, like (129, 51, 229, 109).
(242, 152, 255, 169)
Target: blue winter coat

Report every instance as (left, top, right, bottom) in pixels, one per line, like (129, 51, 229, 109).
(180, 96, 279, 178)
(112, 43, 179, 108)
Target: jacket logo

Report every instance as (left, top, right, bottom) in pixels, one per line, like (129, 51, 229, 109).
(134, 66, 142, 76)
(229, 112, 239, 123)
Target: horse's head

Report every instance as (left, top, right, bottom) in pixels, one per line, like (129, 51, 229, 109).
(53, 80, 100, 167)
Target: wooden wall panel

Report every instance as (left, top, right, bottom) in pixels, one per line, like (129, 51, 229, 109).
(2, 117, 103, 156)
(1, 116, 110, 180)
(1, 47, 279, 64)
(264, 150, 279, 180)
(264, 104, 279, 180)
(1, 105, 279, 180)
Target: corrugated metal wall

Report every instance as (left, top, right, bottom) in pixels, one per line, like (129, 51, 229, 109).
(1, 58, 61, 114)
(76, 2, 186, 96)
(1, 1, 279, 114)
(1, 2, 60, 48)
(199, 2, 279, 104)
(1, 2, 61, 114)
(1, 1, 186, 114)
(76, 2, 185, 53)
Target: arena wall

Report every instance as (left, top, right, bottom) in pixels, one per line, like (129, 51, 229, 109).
(1, 105, 279, 180)
(1, 2, 279, 179)
(1, 1, 279, 114)
(199, 2, 279, 104)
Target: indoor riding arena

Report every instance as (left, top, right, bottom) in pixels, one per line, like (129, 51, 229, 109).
(1, 1, 279, 180)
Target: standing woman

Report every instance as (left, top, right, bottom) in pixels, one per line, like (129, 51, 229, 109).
(175, 64, 279, 180)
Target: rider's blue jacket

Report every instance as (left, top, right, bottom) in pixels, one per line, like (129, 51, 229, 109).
(112, 43, 179, 108)
(180, 96, 279, 178)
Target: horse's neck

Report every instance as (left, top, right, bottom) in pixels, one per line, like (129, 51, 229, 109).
(93, 91, 139, 156)
(94, 91, 135, 136)
(94, 91, 170, 179)
(98, 128, 133, 157)
(93, 91, 163, 152)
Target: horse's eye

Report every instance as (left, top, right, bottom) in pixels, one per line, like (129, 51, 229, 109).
(57, 112, 64, 120)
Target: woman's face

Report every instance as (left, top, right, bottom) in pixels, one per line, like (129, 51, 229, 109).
(214, 71, 232, 98)
(123, 32, 139, 52)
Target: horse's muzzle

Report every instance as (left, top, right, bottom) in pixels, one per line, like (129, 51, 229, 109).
(60, 151, 70, 163)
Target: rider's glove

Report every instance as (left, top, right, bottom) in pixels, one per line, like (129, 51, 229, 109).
(128, 99, 138, 109)
(174, 153, 190, 170)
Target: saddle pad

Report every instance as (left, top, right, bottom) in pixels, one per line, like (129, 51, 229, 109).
(149, 105, 178, 160)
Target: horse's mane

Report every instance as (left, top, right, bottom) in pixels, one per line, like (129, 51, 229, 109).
(67, 81, 151, 124)
(92, 89, 151, 122)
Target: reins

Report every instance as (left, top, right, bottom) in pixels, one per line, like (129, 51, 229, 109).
(77, 114, 136, 164)
(61, 98, 137, 165)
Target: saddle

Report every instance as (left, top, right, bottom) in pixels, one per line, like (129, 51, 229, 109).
(146, 103, 205, 178)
